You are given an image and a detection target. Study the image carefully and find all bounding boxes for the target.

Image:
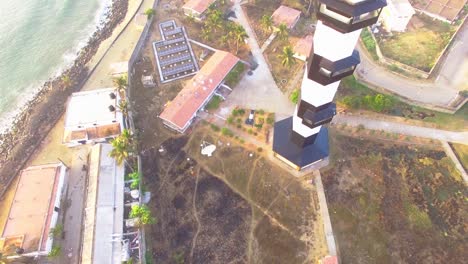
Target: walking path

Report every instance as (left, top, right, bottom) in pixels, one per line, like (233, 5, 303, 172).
(227, 1, 293, 116)
(314, 171, 337, 257)
(441, 141, 468, 184)
(332, 114, 468, 144)
(260, 32, 277, 52)
(355, 22, 468, 108)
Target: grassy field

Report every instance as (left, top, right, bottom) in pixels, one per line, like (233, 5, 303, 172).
(450, 143, 468, 170)
(321, 129, 467, 263)
(378, 14, 456, 72)
(337, 76, 468, 130)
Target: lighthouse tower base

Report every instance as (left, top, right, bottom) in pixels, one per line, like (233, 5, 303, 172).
(272, 117, 330, 171)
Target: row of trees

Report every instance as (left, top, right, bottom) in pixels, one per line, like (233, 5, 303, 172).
(200, 9, 248, 53)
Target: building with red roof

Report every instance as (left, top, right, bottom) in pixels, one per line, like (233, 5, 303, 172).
(183, 0, 217, 20)
(0, 163, 67, 257)
(159, 50, 240, 133)
(272, 5, 302, 29)
(293, 34, 314, 61)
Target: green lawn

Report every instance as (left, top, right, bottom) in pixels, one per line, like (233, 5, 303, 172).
(450, 143, 468, 170)
(378, 14, 455, 72)
(205, 95, 223, 111)
(337, 76, 468, 130)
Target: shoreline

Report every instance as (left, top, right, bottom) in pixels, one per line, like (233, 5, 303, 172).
(0, 0, 128, 193)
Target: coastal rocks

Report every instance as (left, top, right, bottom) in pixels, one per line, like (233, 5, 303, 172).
(0, 0, 128, 195)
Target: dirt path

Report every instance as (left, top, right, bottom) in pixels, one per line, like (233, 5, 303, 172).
(189, 167, 202, 262)
(333, 114, 468, 144)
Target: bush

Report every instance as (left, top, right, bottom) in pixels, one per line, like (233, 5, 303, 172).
(258, 117, 265, 124)
(130, 205, 157, 226)
(236, 118, 242, 123)
(360, 28, 379, 60)
(257, 147, 263, 152)
(237, 124, 242, 129)
(205, 95, 223, 110)
(290, 89, 299, 104)
(221, 127, 234, 137)
(225, 63, 246, 87)
(49, 224, 63, 238)
(144, 8, 155, 19)
(227, 116, 234, 124)
(232, 109, 239, 116)
(255, 123, 263, 129)
(257, 109, 265, 115)
(266, 116, 275, 125)
(48, 245, 61, 258)
(247, 129, 253, 134)
(210, 124, 220, 132)
(238, 108, 245, 115)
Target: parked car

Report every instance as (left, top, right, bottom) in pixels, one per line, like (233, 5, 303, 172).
(245, 110, 255, 125)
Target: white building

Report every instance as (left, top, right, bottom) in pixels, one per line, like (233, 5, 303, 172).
(0, 163, 67, 257)
(63, 88, 124, 147)
(381, 0, 415, 32)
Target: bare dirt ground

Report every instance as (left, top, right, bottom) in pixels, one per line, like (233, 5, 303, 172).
(321, 128, 467, 263)
(131, 35, 326, 263)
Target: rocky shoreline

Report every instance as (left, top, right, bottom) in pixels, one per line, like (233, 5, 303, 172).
(0, 0, 128, 195)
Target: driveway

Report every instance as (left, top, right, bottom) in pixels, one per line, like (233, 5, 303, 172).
(332, 114, 468, 144)
(226, 1, 294, 118)
(356, 22, 468, 107)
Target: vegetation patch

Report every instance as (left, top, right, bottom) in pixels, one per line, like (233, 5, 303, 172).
(337, 76, 468, 130)
(450, 143, 468, 171)
(205, 95, 223, 111)
(360, 28, 379, 60)
(377, 14, 456, 72)
(225, 62, 246, 87)
(322, 130, 467, 263)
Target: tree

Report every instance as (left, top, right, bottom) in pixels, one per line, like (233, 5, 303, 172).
(201, 28, 212, 41)
(113, 74, 127, 95)
(277, 23, 289, 41)
(61, 74, 72, 89)
(205, 9, 223, 33)
(278, 46, 296, 68)
(118, 100, 128, 116)
(48, 245, 61, 258)
(130, 205, 157, 226)
(260, 15, 273, 33)
(232, 24, 248, 54)
(144, 8, 155, 19)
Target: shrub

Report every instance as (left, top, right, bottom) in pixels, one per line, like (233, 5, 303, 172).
(232, 109, 239, 116)
(258, 117, 265, 124)
(240, 139, 245, 144)
(290, 89, 299, 104)
(266, 116, 275, 125)
(221, 127, 234, 137)
(257, 147, 263, 152)
(145, 8, 156, 19)
(238, 108, 245, 115)
(225, 63, 246, 87)
(236, 118, 242, 123)
(257, 109, 265, 115)
(237, 124, 242, 129)
(255, 123, 263, 129)
(247, 129, 253, 134)
(48, 245, 61, 258)
(130, 205, 157, 226)
(360, 28, 379, 60)
(227, 116, 234, 124)
(210, 124, 220, 132)
(254, 132, 258, 136)
(206, 95, 223, 110)
(49, 224, 63, 238)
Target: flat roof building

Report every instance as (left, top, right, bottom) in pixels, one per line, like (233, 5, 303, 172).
(0, 163, 67, 257)
(410, 0, 467, 22)
(63, 88, 123, 147)
(80, 143, 125, 264)
(272, 5, 302, 29)
(182, 0, 217, 20)
(293, 35, 314, 61)
(159, 50, 240, 133)
(381, 0, 415, 32)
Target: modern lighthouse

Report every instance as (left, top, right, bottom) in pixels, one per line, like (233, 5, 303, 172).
(273, 0, 386, 170)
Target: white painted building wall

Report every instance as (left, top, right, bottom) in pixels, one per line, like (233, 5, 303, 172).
(381, 0, 415, 32)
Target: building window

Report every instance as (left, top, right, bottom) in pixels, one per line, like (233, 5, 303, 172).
(319, 67, 332, 77)
(319, 4, 352, 24)
(353, 10, 380, 23)
(331, 65, 356, 77)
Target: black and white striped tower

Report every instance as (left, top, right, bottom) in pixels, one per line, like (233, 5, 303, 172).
(273, 0, 386, 170)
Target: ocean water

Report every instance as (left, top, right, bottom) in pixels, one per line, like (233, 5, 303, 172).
(0, 0, 111, 133)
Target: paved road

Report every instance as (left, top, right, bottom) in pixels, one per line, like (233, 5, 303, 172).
(332, 114, 468, 145)
(356, 22, 468, 107)
(227, 1, 294, 117)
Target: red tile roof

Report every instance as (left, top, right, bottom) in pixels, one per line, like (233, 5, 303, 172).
(322, 255, 338, 264)
(272, 5, 302, 29)
(160, 50, 239, 131)
(293, 34, 314, 59)
(183, 0, 217, 15)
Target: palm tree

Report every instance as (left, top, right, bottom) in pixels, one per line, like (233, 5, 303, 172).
(221, 35, 229, 47)
(204, 10, 223, 33)
(278, 46, 296, 68)
(201, 28, 212, 41)
(260, 15, 273, 33)
(113, 74, 127, 95)
(277, 23, 289, 41)
(118, 100, 128, 117)
(61, 74, 72, 89)
(109, 137, 129, 166)
(232, 25, 248, 54)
